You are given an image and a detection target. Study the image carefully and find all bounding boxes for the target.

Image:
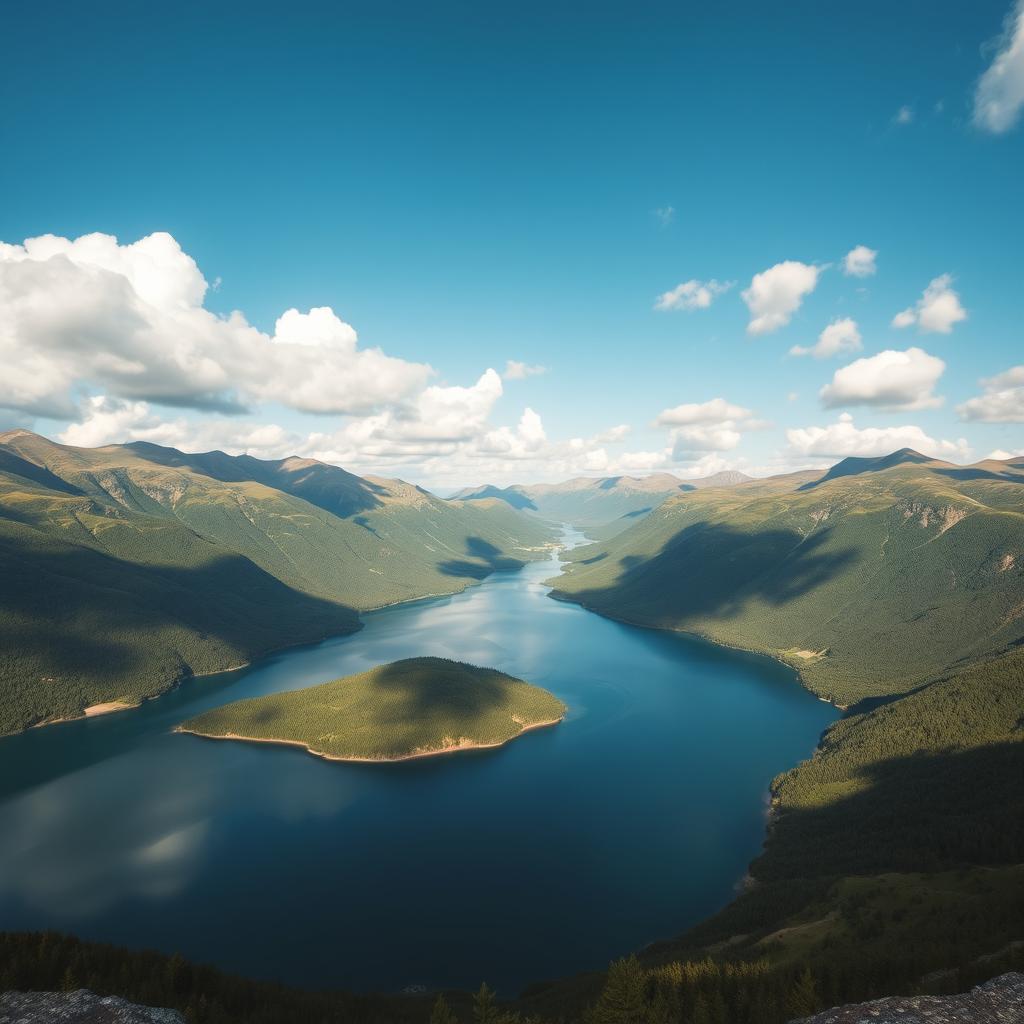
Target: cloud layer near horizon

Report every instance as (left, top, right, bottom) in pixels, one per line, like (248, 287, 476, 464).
(0, 230, 995, 488)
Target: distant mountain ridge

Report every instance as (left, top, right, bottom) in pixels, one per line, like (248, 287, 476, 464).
(0, 431, 553, 734)
(550, 447, 1024, 706)
(453, 469, 753, 533)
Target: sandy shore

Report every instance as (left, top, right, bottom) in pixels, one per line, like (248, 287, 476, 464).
(174, 715, 564, 764)
(83, 700, 137, 717)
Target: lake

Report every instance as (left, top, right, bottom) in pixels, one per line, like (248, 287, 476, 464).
(0, 528, 838, 995)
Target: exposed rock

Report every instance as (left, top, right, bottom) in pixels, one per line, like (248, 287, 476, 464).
(794, 972, 1024, 1023)
(0, 989, 184, 1024)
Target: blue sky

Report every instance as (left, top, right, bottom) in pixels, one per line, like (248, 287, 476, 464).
(1, 0, 1022, 487)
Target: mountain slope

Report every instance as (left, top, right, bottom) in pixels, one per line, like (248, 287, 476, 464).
(0, 431, 553, 733)
(549, 451, 1024, 706)
(454, 470, 753, 534)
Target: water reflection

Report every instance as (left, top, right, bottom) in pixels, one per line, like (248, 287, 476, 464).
(0, 529, 838, 994)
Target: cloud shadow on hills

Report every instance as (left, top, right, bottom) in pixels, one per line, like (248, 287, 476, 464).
(124, 442, 388, 519)
(437, 536, 527, 579)
(549, 521, 857, 622)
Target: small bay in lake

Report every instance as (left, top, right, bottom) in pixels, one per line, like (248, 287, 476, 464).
(0, 528, 837, 993)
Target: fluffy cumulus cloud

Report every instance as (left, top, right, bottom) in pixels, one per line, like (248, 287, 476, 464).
(654, 278, 732, 312)
(503, 360, 547, 380)
(842, 245, 877, 278)
(787, 413, 970, 460)
(973, 0, 1024, 133)
(742, 261, 821, 335)
(654, 398, 752, 426)
(790, 318, 862, 359)
(653, 397, 761, 462)
(59, 397, 302, 457)
(958, 365, 1024, 421)
(891, 274, 967, 334)
(57, 379, 656, 489)
(820, 347, 945, 411)
(0, 231, 431, 419)
(3, 230, 706, 487)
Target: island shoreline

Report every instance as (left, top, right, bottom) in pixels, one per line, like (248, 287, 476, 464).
(173, 715, 564, 764)
(13, 543, 559, 738)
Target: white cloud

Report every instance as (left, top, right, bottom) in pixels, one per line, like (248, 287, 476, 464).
(842, 245, 877, 278)
(790, 318, 862, 359)
(787, 413, 970, 460)
(0, 231, 431, 418)
(820, 347, 946, 411)
(654, 206, 676, 227)
(891, 274, 967, 334)
(654, 398, 752, 426)
(973, 0, 1024, 133)
(894, 105, 914, 125)
(652, 397, 761, 462)
(671, 424, 743, 459)
(478, 406, 548, 456)
(654, 278, 732, 312)
(58, 397, 303, 458)
(958, 364, 1024, 421)
(742, 261, 821, 335)
(503, 360, 547, 380)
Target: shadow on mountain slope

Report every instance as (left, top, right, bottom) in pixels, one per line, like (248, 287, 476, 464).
(552, 521, 856, 622)
(124, 442, 388, 518)
(437, 536, 528, 579)
(652, 739, 1024, 962)
(799, 448, 937, 491)
(0, 540, 359, 734)
(0, 450, 86, 497)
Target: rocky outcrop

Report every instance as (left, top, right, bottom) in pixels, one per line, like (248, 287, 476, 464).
(0, 989, 184, 1024)
(794, 972, 1024, 1023)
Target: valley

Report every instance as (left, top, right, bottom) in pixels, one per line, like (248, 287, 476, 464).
(0, 441, 1021, 1022)
(0, 431, 554, 735)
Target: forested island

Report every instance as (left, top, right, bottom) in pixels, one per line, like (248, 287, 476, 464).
(177, 657, 566, 762)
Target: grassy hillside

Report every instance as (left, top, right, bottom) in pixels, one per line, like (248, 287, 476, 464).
(179, 656, 566, 761)
(549, 450, 1024, 706)
(0, 432, 554, 734)
(454, 470, 752, 535)
(624, 646, 1024, 1012)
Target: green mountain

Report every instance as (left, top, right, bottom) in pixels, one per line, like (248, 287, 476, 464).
(549, 449, 1024, 707)
(453, 469, 752, 535)
(0, 430, 554, 734)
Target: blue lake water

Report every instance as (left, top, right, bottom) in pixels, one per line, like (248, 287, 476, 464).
(0, 528, 838, 995)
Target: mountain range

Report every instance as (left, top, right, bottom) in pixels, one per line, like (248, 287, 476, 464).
(549, 448, 1024, 707)
(0, 430, 553, 734)
(452, 469, 752, 536)
(0, 433, 1022, 1020)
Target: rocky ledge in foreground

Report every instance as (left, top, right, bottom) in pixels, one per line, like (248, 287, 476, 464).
(0, 989, 184, 1024)
(795, 972, 1024, 1023)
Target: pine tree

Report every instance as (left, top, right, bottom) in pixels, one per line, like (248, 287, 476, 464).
(591, 956, 647, 1024)
(430, 993, 459, 1024)
(785, 968, 819, 1020)
(474, 982, 499, 1024)
(691, 992, 713, 1024)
